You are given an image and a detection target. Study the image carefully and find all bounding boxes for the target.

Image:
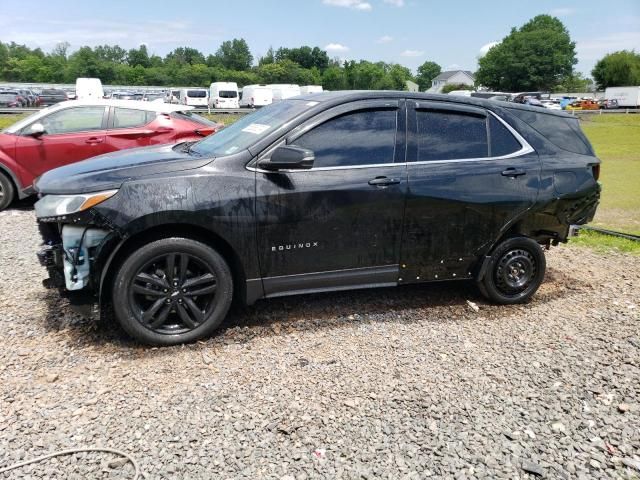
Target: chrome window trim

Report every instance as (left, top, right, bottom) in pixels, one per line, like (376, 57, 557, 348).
(246, 108, 534, 173)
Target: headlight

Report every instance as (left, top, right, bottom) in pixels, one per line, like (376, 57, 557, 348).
(35, 190, 118, 218)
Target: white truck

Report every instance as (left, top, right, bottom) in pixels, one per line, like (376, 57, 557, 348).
(179, 88, 208, 107)
(239, 85, 273, 108)
(605, 86, 640, 108)
(75, 78, 104, 100)
(268, 84, 301, 102)
(209, 82, 239, 109)
(300, 85, 323, 95)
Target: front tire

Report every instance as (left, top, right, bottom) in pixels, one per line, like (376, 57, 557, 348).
(0, 172, 16, 211)
(112, 237, 233, 346)
(478, 237, 546, 304)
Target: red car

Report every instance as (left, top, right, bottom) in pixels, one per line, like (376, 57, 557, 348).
(0, 100, 221, 210)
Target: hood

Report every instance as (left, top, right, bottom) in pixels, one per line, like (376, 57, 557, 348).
(35, 143, 213, 195)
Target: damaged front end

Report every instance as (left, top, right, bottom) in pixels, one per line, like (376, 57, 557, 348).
(35, 190, 120, 316)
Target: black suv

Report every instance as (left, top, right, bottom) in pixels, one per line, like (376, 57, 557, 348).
(34, 91, 600, 345)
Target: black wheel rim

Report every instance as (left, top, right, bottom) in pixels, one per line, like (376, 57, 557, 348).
(495, 248, 537, 295)
(129, 253, 218, 335)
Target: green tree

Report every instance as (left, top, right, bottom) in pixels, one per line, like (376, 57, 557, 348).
(322, 65, 347, 90)
(128, 44, 151, 68)
(165, 47, 206, 66)
(215, 38, 253, 71)
(68, 46, 115, 83)
(259, 47, 276, 66)
(591, 50, 640, 89)
(442, 83, 474, 94)
(553, 72, 594, 92)
(0, 42, 10, 74)
(276, 46, 329, 70)
(94, 45, 127, 64)
(476, 14, 577, 91)
(416, 61, 441, 91)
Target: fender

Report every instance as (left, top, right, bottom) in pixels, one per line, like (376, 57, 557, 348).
(0, 157, 29, 199)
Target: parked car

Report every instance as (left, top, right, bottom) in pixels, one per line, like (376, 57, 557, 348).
(566, 100, 599, 111)
(239, 84, 273, 108)
(142, 92, 165, 102)
(540, 100, 562, 110)
(0, 90, 26, 107)
(33, 91, 601, 346)
(0, 100, 221, 210)
(38, 89, 68, 106)
(111, 92, 138, 100)
(179, 88, 208, 107)
(268, 84, 301, 102)
(209, 82, 239, 109)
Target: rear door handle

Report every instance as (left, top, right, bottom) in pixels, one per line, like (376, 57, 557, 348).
(501, 168, 526, 178)
(368, 176, 401, 186)
(85, 137, 104, 144)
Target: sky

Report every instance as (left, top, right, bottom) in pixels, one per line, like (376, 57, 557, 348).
(1, 0, 638, 76)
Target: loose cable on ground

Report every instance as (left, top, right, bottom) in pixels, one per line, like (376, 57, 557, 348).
(0, 447, 140, 479)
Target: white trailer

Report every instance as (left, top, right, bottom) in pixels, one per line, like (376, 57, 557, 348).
(300, 85, 323, 95)
(209, 82, 239, 109)
(268, 84, 301, 102)
(179, 88, 208, 107)
(605, 86, 640, 108)
(240, 85, 273, 108)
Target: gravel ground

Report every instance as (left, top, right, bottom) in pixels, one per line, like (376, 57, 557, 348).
(0, 203, 638, 480)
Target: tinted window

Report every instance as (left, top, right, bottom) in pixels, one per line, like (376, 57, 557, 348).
(112, 108, 153, 128)
(38, 107, 105, 135)
(293, 109, 397, 168)
(219, 91, 237, 98)
(415, 110, 488, 161)
(187, 90, 207, 98)
(507, 108, 593, 155)
(489, 115, 522, 156)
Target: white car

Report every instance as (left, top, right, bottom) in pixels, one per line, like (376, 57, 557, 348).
(541, 100, 562, 110)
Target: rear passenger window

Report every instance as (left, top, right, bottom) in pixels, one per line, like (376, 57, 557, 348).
(293, 109, 397, 168)
(489, 115, 522, 156)
(415, 110, 488, 161)
(112, 108, 154, 128)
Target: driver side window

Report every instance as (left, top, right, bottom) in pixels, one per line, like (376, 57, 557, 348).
(37, 107, 105, 135)
(293, 108, 397, 168)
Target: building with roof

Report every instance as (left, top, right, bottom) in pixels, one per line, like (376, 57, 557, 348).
(427, 70, 475, 93)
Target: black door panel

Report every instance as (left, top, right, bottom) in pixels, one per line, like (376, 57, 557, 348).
(255, 102, 407, 283)
(400, 102, 541, 283)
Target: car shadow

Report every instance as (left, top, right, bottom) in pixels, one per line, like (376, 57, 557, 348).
(38, 266, 583, 352)
(6, 196, 37, 211)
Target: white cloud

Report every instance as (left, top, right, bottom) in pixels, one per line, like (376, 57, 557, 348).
(0, 17, 218, 51)
(325, 43, 350, 52)
(477, 41, 499, 59)
(400, 49, 424, 57)
(322, 0, 372, 10)
(550, 7, 575, 17)
(376, 35, 393, 44)
(576, 31, 640, 61)
(383, 0, 404, 6)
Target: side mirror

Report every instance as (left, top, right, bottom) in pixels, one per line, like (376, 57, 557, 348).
(29, 123, 45, 137)
(258, 145, 315, 171)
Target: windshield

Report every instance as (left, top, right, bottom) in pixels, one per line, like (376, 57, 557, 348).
(190, 99, 314, 157)
(218, 90, 238, 98)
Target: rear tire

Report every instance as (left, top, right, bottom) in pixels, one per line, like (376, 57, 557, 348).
(0, 172, 16, 211)
(112, 237, 233, 346)
(478, 236, 545, 304)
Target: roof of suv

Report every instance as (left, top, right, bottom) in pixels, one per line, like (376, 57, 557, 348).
(298, 90, 574, 119)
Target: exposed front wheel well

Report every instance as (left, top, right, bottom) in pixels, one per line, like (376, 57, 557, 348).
(99, 224, 247, 309)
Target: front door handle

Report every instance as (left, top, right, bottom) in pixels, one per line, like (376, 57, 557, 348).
(501, 168, 526, 178)
(85, 137, 104, 144)
(368, 176, 401, 186)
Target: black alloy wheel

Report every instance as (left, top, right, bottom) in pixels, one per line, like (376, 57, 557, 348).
(130, 253, 218, 335)
(478, 236, 546, 304)
(112, 238, 233, 345)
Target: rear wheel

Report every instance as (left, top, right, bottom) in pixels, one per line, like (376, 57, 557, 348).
(112, 237, 233, 346)
(478, 237, 545, 304)
(0, 172, 16, 211)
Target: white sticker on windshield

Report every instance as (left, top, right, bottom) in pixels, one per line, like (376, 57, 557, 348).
(242, 123, 271, 135)
(306, 101, 319, 106)
(225, 146, 240, 154)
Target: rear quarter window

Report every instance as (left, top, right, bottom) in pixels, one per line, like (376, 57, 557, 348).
(507, 108, 593, 155)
